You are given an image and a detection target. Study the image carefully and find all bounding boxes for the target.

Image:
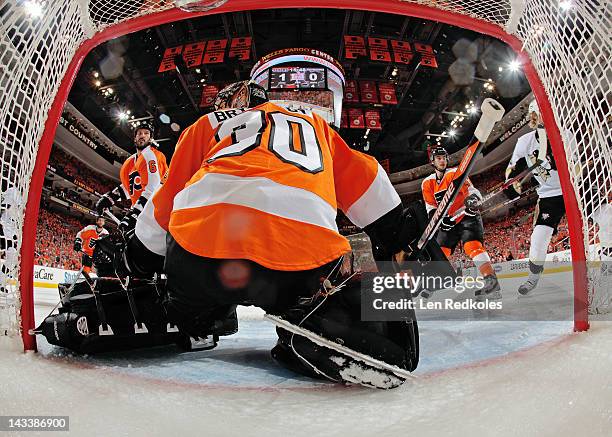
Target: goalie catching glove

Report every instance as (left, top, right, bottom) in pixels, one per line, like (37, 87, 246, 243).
(363, 204, 421, 263)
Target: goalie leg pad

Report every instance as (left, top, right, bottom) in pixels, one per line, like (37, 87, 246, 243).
(271, 283, 419, 388)
(36, 279, 182, 353)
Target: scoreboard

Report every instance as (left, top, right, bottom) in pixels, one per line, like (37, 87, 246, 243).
(269, 67, 326, 89)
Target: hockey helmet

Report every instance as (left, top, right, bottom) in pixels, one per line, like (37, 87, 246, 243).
(214, 81, 268, 111)
(133, 120, 155, 138)
(528, 99, 540, 116)
(429, 146, 448, 162)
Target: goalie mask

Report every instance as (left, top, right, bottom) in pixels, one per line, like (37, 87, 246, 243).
(214, 81, 268, 111)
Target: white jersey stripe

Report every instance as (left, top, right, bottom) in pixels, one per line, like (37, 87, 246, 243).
(172, 173, 339, 233)
(344, 163, 401, 228)
(136, 199, 168, 256)
(141, 146, 162, 199)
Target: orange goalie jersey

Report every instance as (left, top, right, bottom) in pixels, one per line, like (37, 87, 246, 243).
(75, 225, 109, 257)
(135, 102, 400, 270)
(119, 145, 168, 207)
(421, 168, 480, 222)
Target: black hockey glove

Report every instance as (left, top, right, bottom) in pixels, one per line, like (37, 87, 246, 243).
(363, 204, 420, 262)
(73, 238, 82, 252)
(440, 216, 456, 232)
(95, 195, 114, 215)
(119, 208, 139, 234)
(464, 193, 481, 214)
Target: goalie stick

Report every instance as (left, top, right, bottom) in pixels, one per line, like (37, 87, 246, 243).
(415, 98, 505, 251)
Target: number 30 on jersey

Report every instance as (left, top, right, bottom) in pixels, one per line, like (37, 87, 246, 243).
(212, 110, 324, 173)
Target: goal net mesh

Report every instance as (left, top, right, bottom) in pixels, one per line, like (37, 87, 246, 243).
(0, 0, 609, 346)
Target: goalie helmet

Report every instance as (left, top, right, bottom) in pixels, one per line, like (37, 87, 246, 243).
(214, 81, 268, 111)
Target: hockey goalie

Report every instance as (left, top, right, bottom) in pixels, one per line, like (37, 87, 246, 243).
(37, 55, 453, 388)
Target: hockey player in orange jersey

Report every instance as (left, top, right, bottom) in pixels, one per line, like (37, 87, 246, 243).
(422, 146, 501, 298)
(95, 76, 451, 387)
(74, 216, 108, 273)
(95, 121, 168, 232)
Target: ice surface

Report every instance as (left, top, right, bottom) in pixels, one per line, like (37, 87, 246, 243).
(1, 272, 610, 436)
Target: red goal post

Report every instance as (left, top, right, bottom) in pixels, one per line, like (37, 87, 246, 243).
(1, 0, 608, 351)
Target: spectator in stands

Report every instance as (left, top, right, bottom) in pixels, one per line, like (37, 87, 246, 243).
(35, 207, 86, 270)
(48, 146, 116, 195)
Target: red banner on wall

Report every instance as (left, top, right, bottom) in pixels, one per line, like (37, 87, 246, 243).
(229, 37, 252, 60)
(200, 84, 220, 108)
(369, 49, 392, 62)
(359, 81, 379, 103)
(414, 42, 438, 68)
(203, 39, 228, 64)
(183, 42, 205, 68)
(365, 110, 382, 130)
(368, 37, 391, 62)
(368, 37, 388, 49)
(378, 82, 398, 105)
(390, 40, 413, 65)
(341, 109, 348, 129)
(348, 108, 365, 129)
(344, 35, 366, 59)
(344, 79, 360, 103)
(158, 46, 183, 72)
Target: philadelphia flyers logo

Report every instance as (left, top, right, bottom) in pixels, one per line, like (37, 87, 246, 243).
(128, 171, 142, 195)
(434, 189, 447, 204)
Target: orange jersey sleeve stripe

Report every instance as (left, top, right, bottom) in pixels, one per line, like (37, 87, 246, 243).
(169, 203, 351, 271)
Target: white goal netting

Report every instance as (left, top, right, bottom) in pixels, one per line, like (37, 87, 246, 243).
(0, 0, 610, 349)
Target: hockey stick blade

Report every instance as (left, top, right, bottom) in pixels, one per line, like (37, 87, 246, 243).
(264, 314, 417, 380)
(416, 99, 505, 249)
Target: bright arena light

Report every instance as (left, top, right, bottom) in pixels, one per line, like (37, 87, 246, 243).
(117, 111, 129, 121)
(448, 129, 456, 137)
(559, 1, 572, 11)
(24, 1, 43, 18)
(508, 60, 521, 72)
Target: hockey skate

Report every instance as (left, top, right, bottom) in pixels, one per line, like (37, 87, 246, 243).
(475, 275, 501, 301)
(518, 272, 541, 296)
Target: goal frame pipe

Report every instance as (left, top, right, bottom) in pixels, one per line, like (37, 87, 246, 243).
(19, 0, 589, 351)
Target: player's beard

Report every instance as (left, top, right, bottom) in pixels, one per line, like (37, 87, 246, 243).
(135, 138, 149, 150)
